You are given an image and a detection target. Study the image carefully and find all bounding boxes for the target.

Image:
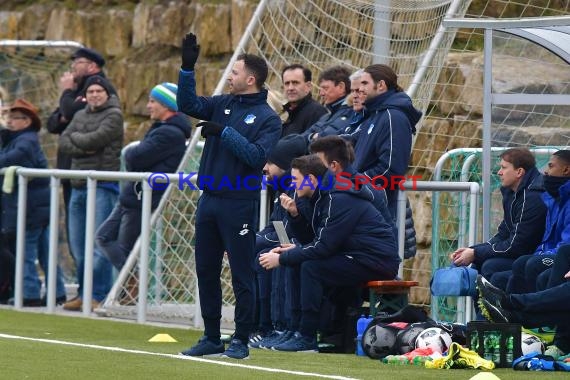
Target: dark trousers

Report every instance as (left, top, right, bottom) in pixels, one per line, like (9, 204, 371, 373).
(295, 255, 394, 338)
(506, 254, 556, 294)
(254, 253, 289, 332)
(95, 204, 142, 271)
(194, 194, 258, 342)
(509, 245, 570, 352)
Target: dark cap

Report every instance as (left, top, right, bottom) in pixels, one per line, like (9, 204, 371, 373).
(268, 134, 309, 171)
(71, 47, 106, 67)
(84, 75, 113, 95)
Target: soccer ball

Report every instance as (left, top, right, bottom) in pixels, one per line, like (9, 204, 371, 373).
(415, 327, 453, 354)
(521, 332, 545, 355)
(395, 322, 434, 354)
(362, 323, 400, 359)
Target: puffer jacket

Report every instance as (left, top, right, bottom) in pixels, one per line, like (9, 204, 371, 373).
(59, 95, 124, 188)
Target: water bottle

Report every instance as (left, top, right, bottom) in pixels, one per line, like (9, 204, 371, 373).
(383, 355, 409, 365)
(470, 330, 479, 353)
(412, 356, 428, 366)
(356, 314, 368, 356)
(506, 335, 514, 364)
(492, 334, 501, 364)
(483, 331, 494, 361)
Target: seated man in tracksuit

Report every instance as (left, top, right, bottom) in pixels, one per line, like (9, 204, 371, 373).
(259, 154, 399, 352)
(479, 243, 570, 360)
(489, 150, 570, 293)
(250, 136, 308, 347)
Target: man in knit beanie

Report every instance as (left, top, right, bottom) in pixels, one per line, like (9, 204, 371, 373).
(96, 83, 191, 300)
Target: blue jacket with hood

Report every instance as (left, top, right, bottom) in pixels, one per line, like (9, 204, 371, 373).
(120, 113, 192, 209)
(279, 175, 400, 277)
(471, 166, 546, 265)
(302, 97, 354, 141)
(533, 179, 570, 255)
(353, 89, 422, 212)
(178, 70, 281, 200)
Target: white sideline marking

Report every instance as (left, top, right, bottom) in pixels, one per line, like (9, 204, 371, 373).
(0, 333, 358, 380)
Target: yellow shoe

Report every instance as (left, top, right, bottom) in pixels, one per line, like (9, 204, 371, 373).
(63, 297, 82, 311)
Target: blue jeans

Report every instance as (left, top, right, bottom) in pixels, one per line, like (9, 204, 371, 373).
(68, 187, 117, 302)
(96, 204, 142, 271)
(24, 226, 66, 300)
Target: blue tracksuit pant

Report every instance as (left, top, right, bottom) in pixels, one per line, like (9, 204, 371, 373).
(194, 193, 258, 342)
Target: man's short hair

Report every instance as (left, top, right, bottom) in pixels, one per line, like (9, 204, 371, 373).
(281, 64, 312, 82)
(237, 53, 268, 89)
(310, 135, 354, 169)
(291, 154, 328, 178)
(363, 64, 403, 92)
(318, 65, 351, 95)
(500, 148, 536, 171)
(553, 150, 570, 166)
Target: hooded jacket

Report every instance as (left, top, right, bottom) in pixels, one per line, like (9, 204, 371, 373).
(0, 128, 50, 233)
(178, 70, 281, 200)
(534, 179, 570, 255)
(120, 113, 192, 209)
(59, 95, 123, 188)
(279, 175, 400, 277)
(353, 89, 422, 214)
(471, 166, 547, 264)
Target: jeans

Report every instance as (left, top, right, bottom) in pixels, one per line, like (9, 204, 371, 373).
(96, 204, 142, 271)
(68, 187, 117, 302)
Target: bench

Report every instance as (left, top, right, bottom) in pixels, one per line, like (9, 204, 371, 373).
(366, 280, 419, 316)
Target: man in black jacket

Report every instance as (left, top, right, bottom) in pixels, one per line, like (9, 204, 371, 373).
(46, 47, 117, 259)
(280, 64, 327, 137)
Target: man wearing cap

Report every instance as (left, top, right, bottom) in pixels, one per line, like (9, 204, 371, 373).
(177, 33, 281, 359)
(0, 99, 66, 306)
(96, 83, 191, 273)
(59, 75, 123, 311)
(249, 136, 309, 348)
(46, 47, 117, 264)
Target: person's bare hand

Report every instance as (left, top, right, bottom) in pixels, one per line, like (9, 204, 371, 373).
(279, 193, 298, 217)
(59, 72, 75, 91)
(259, 250, 281, 270)
(450, 247, 475, 266)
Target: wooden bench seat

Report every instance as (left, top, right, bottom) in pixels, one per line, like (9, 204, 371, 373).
(365, 280, 419, 316)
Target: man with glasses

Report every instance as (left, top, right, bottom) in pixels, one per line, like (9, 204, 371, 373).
(46, 48, 117, 270)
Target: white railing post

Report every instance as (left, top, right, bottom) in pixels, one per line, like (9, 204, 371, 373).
(137, 178, 153, 323)
(13, 174, 28, 309)
(82, 177, 97, 316)
(46, 176, 61, 313)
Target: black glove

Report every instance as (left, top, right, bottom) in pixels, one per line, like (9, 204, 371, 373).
(198, 121, 224, 138)
(181, 33, 200, 71)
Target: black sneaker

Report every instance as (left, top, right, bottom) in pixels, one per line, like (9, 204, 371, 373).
(221, 338, 249, 359)
(480, 299, 511, 323)
(180, 336, 224, 357)
(477, 275, 508, 308)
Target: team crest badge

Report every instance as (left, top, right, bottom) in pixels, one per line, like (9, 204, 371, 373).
(244, 114, 256, 124)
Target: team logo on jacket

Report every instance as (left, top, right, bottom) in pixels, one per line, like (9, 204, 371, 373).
(367, 123, 375, 134)
(239, 223, 250, 236)
(224, 109, 231, 115)
(244, 114, 256, 124)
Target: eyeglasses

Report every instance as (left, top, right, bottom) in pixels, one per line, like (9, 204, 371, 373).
(71, 59, 91, 66)
(9, 116, 29, 120)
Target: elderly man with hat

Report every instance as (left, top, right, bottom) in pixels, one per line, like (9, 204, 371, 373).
(46, 47, 117, 270)
(0, 99, 66, 306)
(96, 83, 191, 276)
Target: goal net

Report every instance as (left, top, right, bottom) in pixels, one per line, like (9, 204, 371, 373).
(102, 0, 570, 325)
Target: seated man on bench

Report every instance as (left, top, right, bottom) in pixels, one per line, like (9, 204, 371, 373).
(259, 154, 399, 352)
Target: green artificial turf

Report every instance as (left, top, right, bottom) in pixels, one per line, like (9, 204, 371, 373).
(0, 309, 566, 379)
